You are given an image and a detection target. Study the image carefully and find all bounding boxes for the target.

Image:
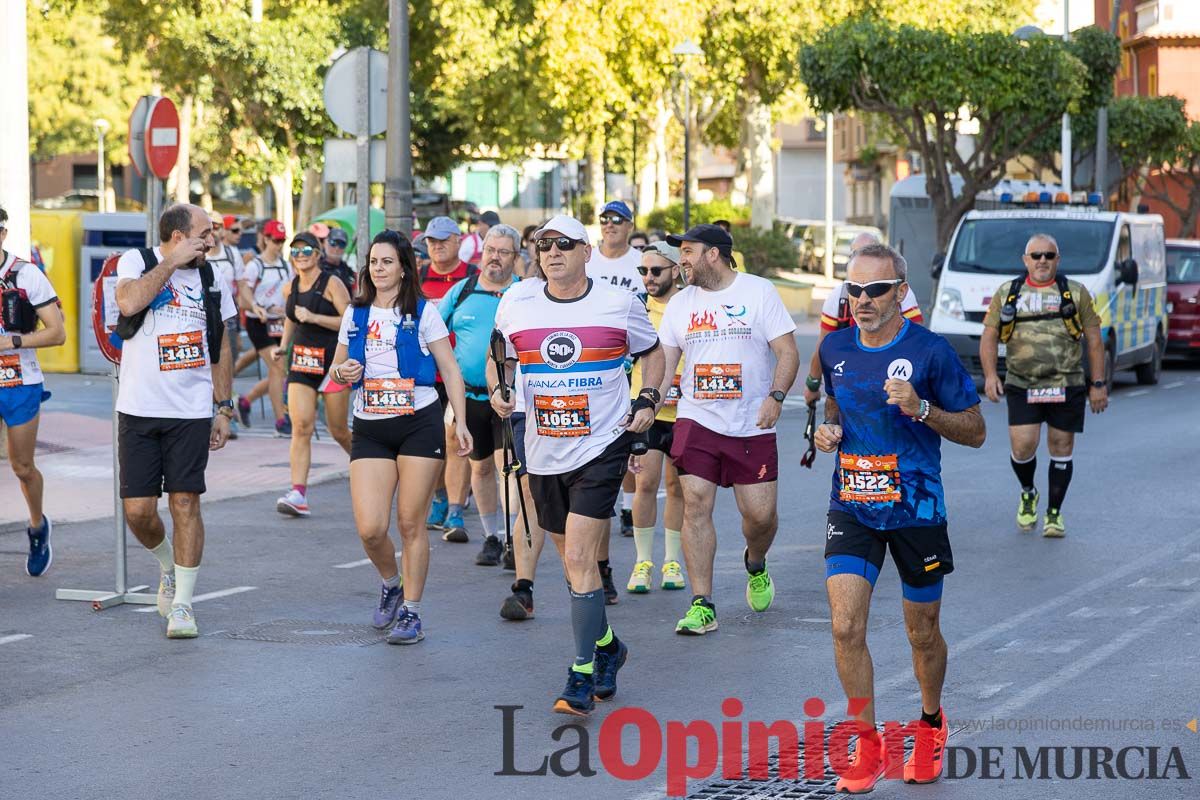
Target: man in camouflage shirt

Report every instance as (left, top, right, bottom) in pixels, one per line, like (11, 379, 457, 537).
(979, 233, 1107, 537)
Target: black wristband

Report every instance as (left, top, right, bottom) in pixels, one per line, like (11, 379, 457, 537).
(638, 387, 661, 405)
(630, 396, 655, 415)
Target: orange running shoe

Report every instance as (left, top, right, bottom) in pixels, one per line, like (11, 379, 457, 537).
(835, 730, 889, 794)
(904, 708, 949, 783)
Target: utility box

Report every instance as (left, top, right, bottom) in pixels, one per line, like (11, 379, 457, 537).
(30, 210, 84, 373)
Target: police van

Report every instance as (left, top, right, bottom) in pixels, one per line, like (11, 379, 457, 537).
(929, 205, 1167, 386)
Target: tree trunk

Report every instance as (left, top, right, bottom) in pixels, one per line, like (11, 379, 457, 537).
(298, 167, 322, 228)
(638, 128, 657, 217)
(199, 167, 213, 211)
(687, 110, 700, 205)
(747, 99, 775, 231)
(654, 98, 670, 210)
(269, 165, 294, 239)
(732, 111, 750, 207)
(586, 133, 605, 218)
(170, 93, 193, 204)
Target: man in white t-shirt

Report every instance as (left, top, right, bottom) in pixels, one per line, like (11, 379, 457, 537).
(659, 224, 800, 636)
(491, 213, 663, 716)
(114, 203, 238, 639)
(586, 200, 643, 296)
(458, 210, 500, 266)
(0, 206, 67, 577)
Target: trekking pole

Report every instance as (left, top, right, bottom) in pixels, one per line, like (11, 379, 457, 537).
(800, 401, 817, 469)
(490, 330, 532, 550)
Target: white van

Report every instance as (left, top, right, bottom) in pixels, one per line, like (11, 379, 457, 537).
(929, 208, 1168, 386)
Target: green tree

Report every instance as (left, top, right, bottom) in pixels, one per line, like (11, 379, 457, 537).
(800, 17, 1088, 248)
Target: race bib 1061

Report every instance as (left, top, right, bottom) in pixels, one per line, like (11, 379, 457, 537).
(534, 394, 591, 437)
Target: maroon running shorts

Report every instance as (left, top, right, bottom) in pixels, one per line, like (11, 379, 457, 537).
(669, 418, 778, 487)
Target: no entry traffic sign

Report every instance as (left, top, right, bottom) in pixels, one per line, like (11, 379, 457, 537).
(145, 97, 180, 180)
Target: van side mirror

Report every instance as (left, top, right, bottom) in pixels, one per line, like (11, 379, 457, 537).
(1117, 258, 1139, 287)
(931, 252, 945, 279)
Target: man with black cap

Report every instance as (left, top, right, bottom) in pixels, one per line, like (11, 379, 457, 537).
(587, 200, 642, 296)
(658, 223, 800, 635)
(321, 226, 354, 292)
(460, 210, 501, 267)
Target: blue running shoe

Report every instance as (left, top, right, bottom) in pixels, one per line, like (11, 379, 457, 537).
(26, 517, 52, 577)
(426, 495, 449, 530)
(593, 639, 628, 702)
(372, 582, 404, 629)
(442, 511, 468, 543)
(554, 668, 595, 716)
(387, 607, 424, 644)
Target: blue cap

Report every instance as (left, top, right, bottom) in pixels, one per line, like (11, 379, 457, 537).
(600, 200, 633, 221)
(424, 216, 461, 240)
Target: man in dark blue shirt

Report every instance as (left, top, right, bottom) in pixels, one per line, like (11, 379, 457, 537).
(816, 243, 985, 792)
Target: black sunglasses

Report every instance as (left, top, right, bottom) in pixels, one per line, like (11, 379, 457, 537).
(1027, 251, 1059, 260)
(598, 215, 628, 226)
(535, 237, 583, 252)
(229, 228, 241, 234)
(845, 279, 903, 299)
(637, 265, 673, 276)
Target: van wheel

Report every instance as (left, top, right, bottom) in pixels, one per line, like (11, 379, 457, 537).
(1135, 333, 1163, 386)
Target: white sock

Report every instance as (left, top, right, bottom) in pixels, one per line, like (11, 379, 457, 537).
(149, 538, 174, 573)
(633, 526, 655, 563)
(173, 564, 199, 607)
(383, 573, 401, 589)
(664, 529, 682, 563)
(405, 600, 422, 616)
(622, 492, 635, 511)
(481, 510, 501, 539)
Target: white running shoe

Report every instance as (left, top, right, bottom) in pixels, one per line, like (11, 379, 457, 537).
(166, 605, 199, 639)
(276, 489, 310, 517)
(157, 571, 176, 617)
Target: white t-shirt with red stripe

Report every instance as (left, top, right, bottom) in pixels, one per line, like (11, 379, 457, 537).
(820, 283, 923, 332)
(494, 279, 658, 474)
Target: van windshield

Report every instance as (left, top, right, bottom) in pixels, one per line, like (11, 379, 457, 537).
(949, 218, 1114, 275)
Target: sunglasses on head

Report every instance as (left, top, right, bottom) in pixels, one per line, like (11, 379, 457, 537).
(598, 215, 628, 226)
(845, 278, 903, 299)
(291, 246, 316, 258)
(1027, 250, 1058, 261)
(535, 237, 583, 252)
(637, 265, 673, 276)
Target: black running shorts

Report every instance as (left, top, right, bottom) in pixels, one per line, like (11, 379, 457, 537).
(1005, 384, 1086, 433)
(464, 397, 504, 461)
(528, 433, 633, 535)
(824, 509, 954, 589)
(350, 403, 445, 461)
(118, 413, 211, 498)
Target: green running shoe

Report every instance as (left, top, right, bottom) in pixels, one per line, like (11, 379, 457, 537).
(1017, 489, 1038, 531)
(1043, 508, 1065, 538)
(745, 548, 775, 612)
(675, 598, 717, 635)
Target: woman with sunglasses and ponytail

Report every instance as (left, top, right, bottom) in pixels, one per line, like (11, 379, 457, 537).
(271, 232, 352, 517)
(329, 230, 473, 645)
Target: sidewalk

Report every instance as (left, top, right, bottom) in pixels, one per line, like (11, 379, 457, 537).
(1, 410, 350, 531)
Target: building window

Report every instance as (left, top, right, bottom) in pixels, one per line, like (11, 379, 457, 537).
(1147, 66, 1158, 96)
(806, 119, 825, 141)
(1119, 13, 1130, 79)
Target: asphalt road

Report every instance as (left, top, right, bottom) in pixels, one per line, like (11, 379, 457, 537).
(1, 334, 1198, 800)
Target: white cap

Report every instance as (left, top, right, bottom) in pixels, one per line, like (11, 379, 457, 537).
(534, 214, 589, 245)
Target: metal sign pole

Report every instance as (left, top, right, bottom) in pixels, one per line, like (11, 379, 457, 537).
(356, 47, 371, 264)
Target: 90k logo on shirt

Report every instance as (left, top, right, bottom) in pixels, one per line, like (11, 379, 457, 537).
(541, 331, 581, 370)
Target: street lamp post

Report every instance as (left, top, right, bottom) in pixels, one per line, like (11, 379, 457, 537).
(1014, 16, 1071, 195)
(94, 119, 110, 213)
(673, 39, 702, 230)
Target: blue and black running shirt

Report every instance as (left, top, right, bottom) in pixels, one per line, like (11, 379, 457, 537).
(819, 320, 979, 530)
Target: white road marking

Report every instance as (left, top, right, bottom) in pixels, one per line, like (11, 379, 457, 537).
(134, 586, 257, 612)
(0, 634, 33, 645)
(334, 558, 373, 569)
(1164, 381, 1184, 389)
(1067, 605, 1150, 619)
(1127, 576, 1200, 589)
(960, 592, 1200, 740)
(976, 682, 1013, 700)
(995, 638, 1083, 655)
(1127, 389, 1150, 397)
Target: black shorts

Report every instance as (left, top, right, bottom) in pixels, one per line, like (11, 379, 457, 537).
(1005, 384, 1086, 433)
(287, 340, 338, 391)
(245, 317, 282, 351)
(350, 402, 445, 461)
(646, 419, 675, 455)
(465, 397, 504, 461)
(528, 433, 633, 534)
(118, 413, 211, 498)
(824, 510, 953, 590)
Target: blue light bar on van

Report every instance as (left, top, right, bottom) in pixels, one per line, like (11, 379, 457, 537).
(1038, 192, 1052, 203)
(1000, 193, 1013, 203)
(1087, 193, 1102, 205)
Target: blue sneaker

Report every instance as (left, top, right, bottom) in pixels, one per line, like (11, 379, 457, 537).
(593, 639, 628, 702)
(387, 607, 424, 644)
(25, 517, 52, 577)
(554, 668, 595, 716)
(442, 511, 468, 543)
(372, 582, 404, 629)
(426, 495, 448, 530)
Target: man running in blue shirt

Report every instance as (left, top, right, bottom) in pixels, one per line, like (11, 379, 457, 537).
(439, 224, 523, 567)
(815, 243, 985, 793)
